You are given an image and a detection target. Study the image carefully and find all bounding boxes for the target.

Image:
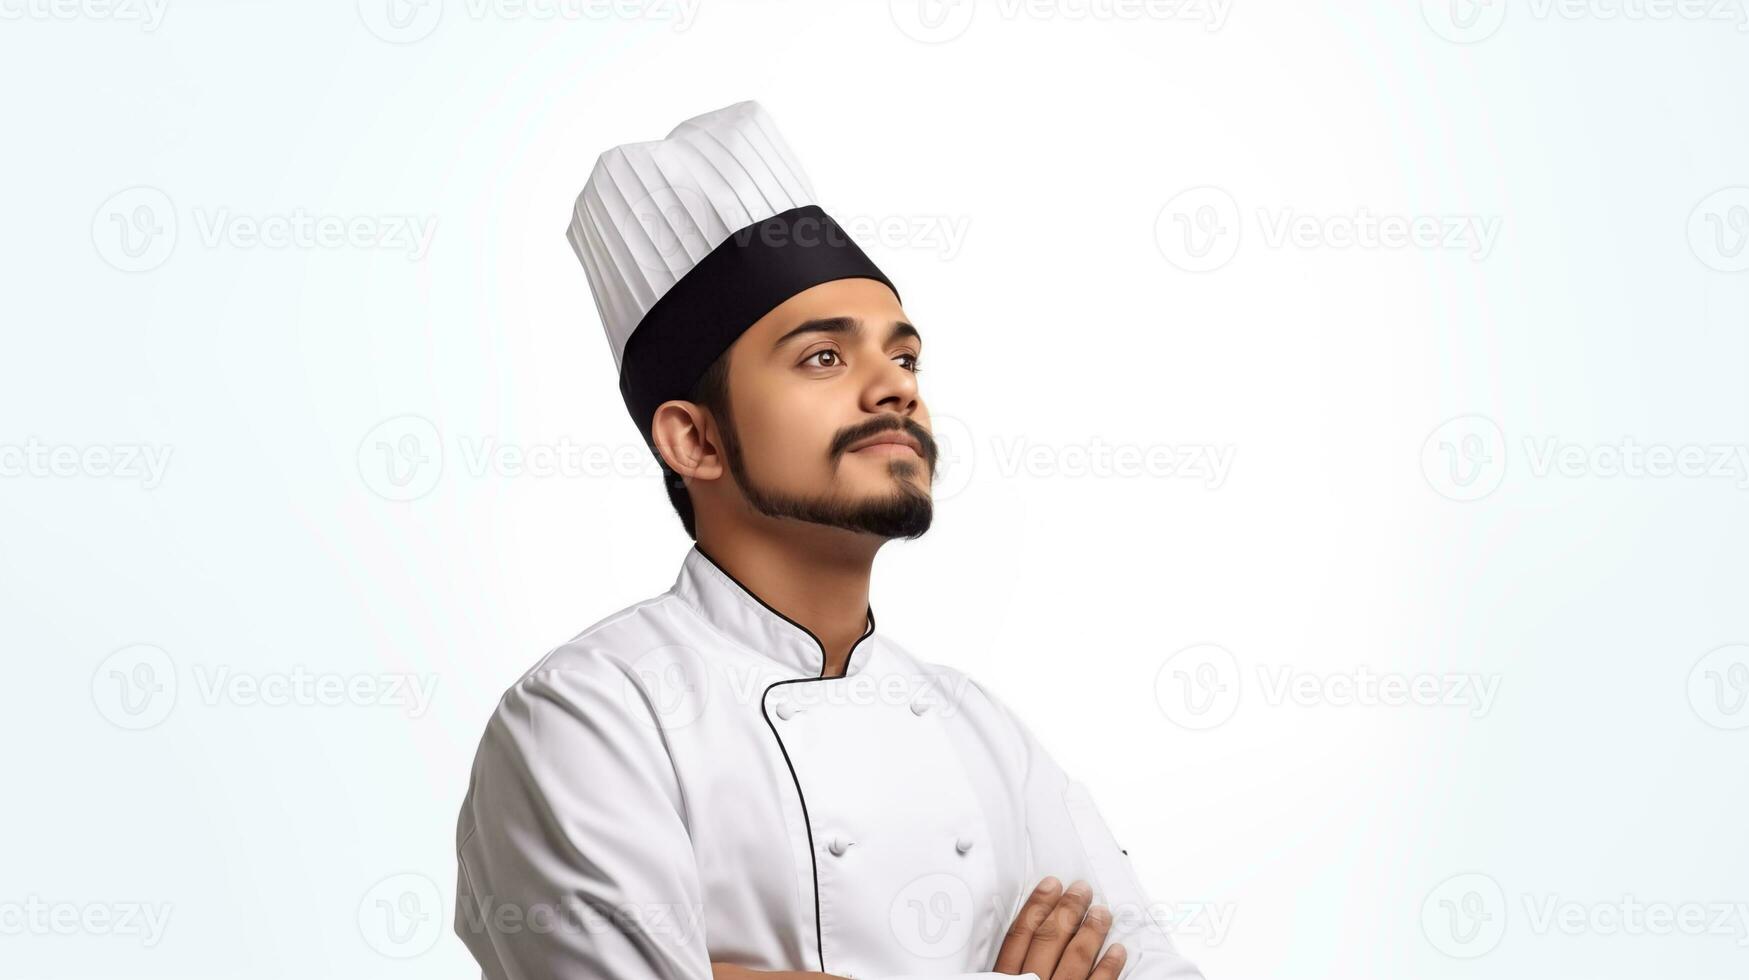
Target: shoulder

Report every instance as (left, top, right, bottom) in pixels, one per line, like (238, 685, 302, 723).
(482, 589, 701, 724)
(520, 591, 695, 677)
(457, 593, 697, 851)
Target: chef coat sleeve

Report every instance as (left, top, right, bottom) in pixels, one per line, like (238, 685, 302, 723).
(969, 676, 1207, 980)
(454, 659, 712, 980)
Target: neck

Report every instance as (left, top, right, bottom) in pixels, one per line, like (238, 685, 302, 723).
(694, 524, 881, 678)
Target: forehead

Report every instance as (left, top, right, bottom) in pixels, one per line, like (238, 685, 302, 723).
(742, 277, 912, 347)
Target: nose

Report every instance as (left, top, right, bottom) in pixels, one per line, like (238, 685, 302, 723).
(863, 352, 921, 417)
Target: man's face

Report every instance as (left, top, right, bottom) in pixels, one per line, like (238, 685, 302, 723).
(713, 276, 938, 539)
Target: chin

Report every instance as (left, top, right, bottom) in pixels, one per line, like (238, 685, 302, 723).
(850, 466, 929, 491)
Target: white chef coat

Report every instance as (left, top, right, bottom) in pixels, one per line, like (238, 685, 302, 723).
(454, 544, 1205, 980)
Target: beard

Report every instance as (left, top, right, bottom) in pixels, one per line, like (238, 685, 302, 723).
(719, 418, 935, 540)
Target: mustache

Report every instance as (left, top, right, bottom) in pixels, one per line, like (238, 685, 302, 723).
(831, 416, 937, 466)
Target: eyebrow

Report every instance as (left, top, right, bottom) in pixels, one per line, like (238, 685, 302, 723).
(773, 316, 921, 351)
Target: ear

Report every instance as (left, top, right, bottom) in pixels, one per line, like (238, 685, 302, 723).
(650, 399, 726, 484)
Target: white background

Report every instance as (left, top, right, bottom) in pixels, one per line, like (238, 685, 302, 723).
(3, 1, 1748, 977)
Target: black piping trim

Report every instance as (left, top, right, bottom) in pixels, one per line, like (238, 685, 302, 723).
(691, 543, 876, 973)
(689, 543, 875, 680)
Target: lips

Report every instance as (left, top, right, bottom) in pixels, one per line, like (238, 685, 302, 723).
(848, 431, 923, 456)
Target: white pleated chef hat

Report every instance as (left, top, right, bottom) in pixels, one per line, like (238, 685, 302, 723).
(566, 100, 901, 450)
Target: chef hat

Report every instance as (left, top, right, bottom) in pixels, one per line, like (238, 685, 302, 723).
(566, 99, 901, 449)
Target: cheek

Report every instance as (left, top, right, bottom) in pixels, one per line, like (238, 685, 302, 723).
(735, 393, 843, 483)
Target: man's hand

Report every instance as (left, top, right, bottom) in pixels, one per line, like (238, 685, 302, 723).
(994, 877, 1127, 980)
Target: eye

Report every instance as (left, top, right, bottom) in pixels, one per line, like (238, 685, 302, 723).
(802, 348, 843, 369)
(896, 352, 922, 374)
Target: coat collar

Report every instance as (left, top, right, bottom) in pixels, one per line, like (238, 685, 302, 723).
(671, 543, 876, 679)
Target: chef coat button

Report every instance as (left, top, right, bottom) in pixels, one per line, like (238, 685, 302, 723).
(909, 699, 931, 715)
(827, 837, 850, 857)
(774, 700, 795, 720)
(955, 836, 974, 854)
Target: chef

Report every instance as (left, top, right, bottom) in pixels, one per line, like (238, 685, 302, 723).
(453, 100, 1205, 980)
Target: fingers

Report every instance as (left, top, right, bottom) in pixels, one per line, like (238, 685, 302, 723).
(1022, 879, 1093, 980)
(1050, 902, 1114, 980)
(1087, 943, 1128, 980)
(995, 876, 1063, 973)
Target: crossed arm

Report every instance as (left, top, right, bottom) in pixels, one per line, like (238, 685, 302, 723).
(708, 875, 1131, 980)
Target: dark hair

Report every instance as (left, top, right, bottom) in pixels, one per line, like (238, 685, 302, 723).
(656, 348, 733, 540)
